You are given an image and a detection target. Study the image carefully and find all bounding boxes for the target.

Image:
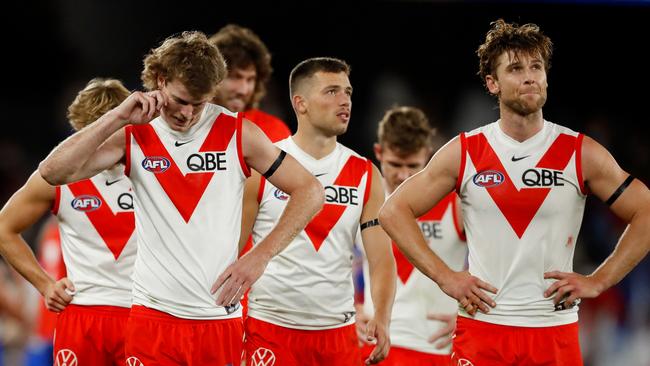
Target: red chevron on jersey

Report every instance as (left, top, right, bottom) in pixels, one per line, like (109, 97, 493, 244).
(304, 156, 368, 251)
(466, 133, 576, 238)
(394, 194, 454, 283)
(131, 114, 237, 222)
(68, 180, 135, 260)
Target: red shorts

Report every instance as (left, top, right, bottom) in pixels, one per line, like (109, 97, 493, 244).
(452, 317, 583, 366)
(245, 316, 361, 366)
(360, 344, 450, 366)
(54, 304, 130, 366)
(125, 305, 243, 366)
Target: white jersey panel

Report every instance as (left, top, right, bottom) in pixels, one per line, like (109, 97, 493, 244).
(249, 137, 370, 330)
(55, 167, 136, 308)
(126, 104, 248, 319)
(362, 193, 467, 355)
(457, 120, 586, 327)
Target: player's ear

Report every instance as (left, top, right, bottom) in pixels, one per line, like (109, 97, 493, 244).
(373, 143, 383, 162)
(486, 74, 499, 95)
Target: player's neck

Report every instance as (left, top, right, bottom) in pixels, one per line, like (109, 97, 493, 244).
(498, 108, 544, 142)
(293, 126, 338, 160)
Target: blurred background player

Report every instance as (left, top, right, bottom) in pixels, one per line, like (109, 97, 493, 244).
(209, 24, 291, 142)
(356, 106, 467, 365)
(0, 78, 136, 366)
(239, 57, 396, 366)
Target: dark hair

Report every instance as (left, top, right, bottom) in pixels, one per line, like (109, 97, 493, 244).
(289, 57, 350, 96)
(377, 106, 435, 155)
(477, 19, 553, 88)
(209, 24, 272, 108)
(142, 31, 226, 99)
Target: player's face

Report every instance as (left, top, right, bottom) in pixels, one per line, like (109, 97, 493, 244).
(159, 79, 212, 132)
(213, 65, 257, 112)
(375, 144, 429, 193)
(304, 71, 352, 137)
(488, 51, 548, 116)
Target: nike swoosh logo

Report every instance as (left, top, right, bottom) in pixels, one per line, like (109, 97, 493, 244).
(315, 173, 327, 177)
(511, 155, 530, 162)
(174, 140, 194, 147)
(105, 179, 122, 186)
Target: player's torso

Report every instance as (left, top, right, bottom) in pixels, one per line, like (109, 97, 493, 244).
(55, 167, 136, 307)
(458, 120, 586, 326)
(250, 137, 371, 329)
(126, 104, 248, 319)
(363, 192, 467, 354)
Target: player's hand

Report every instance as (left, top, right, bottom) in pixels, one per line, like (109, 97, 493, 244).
(112, 91, 167, 125)
(543, 271, 604, 310)
(363, 317, 390, 364)
(211, 249, 269, 307)
(355, 306, 373, 346)
(439, 270, 497, 316)
(44, 277, 75, 313)
(426, 312, 456, 349)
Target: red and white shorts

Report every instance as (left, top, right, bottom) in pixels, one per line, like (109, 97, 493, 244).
(125, 305, 243, 366)
(54, 304, 130, 366)
(244, 316, 361, 366)
(452, 317, 583, 365)
(360, 344, 450, 366)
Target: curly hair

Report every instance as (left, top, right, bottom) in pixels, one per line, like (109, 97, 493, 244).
(377, 106, 435, 155)
(477, 19, 553, 88)
(141, 31, 226, 99)
(209, 24, 272, 109)
(67, 78, 130, 131)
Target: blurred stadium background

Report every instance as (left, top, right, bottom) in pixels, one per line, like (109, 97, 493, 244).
(0, 1, 648, 365)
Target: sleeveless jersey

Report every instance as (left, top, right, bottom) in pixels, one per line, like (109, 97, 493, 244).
(53, 166, 136, 308)
(457, 120, 586, 327)
(249, 137, 372, 330)
(125, 104, 249, 319)
(362, 192, 467, 354)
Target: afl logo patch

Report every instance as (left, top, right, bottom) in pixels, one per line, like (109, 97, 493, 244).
(472, 170, 505, 188)
(273, 188, 289, 201)
(142, 156, 171, 173)
(71, 195, 102, 212)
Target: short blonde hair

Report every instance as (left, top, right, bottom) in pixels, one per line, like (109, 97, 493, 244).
(377, 106, 435, 155)
(67, 78, 130, 131)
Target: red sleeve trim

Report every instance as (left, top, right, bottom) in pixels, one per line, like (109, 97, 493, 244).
(575, 133, 586, 195)
(52, 186, 61, 215)
(237, 113, 251, 178)
(124, 126, 132, 177)
(257, 177, 267, 204)
(363, 159, 373, 206)
(455, 133, 467, 194)
(450, 193, 466, 242)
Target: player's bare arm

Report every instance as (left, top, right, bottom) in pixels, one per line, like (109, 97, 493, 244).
(39, 91, 167, 185)
(212, 119, 324, 306)
(238, 170, 262, 253)
(379, 137, 497, 315)
(544, 136, 650, 307)
(0, 171, 75, 312)
(361, 164, 396, 365)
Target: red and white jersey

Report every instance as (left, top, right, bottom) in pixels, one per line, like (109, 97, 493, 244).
(362, 192, 467, 355)
(125, 104, 249, 319)
(243, 109, 291, 143)
(457, 120, 586, 327)
(249, 137, 372, 330)
(53, 166, 136, 308)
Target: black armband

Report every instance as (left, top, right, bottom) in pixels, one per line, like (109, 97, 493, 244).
(605, 175, 634, 206)
(360, 218, 379, 231)
(263, 150, 286, 179)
